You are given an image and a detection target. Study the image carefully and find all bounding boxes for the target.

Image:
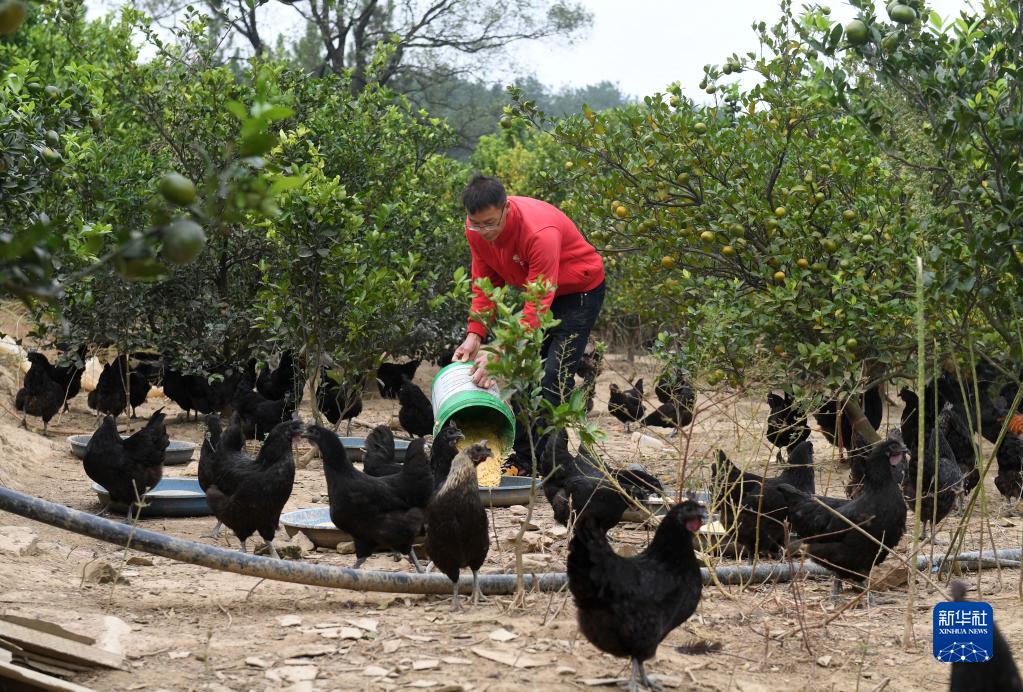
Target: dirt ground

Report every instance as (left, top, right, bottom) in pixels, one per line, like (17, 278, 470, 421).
(1, 345, 1022, 692)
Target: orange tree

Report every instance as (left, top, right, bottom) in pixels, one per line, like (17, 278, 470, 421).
(256, 58, 470, 404)
(800, 0, 1023, 366)
(505, 2, 951, 439)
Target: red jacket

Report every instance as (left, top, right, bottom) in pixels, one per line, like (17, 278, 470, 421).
(466, 196, 604, 337)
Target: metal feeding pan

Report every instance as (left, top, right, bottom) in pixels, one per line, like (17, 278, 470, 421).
(479, 475, 536, 508)
(338, 436, 410, 464)
(90, 477, 211, 518)
(69, 435, 196, 466)
(621, 490, 714, 524)
(281, 507, 353, 549)
(281, 507, 428, 552)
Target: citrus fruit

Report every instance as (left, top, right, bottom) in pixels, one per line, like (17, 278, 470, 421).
(774, 206, 786, 218)
(700, 230, 715, 244)
(162, 218, 207, 264)
(842, 209, 857, 221)
(773, 271, 786, 283)
(845, 19, 869, 46)
(889, 3, 916, 23)
(159, 172, 197, 206)
(0, 0, 28, 35)
(660, 256, 675, 270)
(796, 258, 810, 270)
(614, 205, 628, 219)
(693, 122, 707, 134)
(722, 245, 736, 257)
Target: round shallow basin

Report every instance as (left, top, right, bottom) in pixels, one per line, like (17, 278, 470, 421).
(621, 490, 713, 523)
(69, 435, 196, 466)
(91, 477, 211, 518)
(338, 436, 410, 464)
(479, 475, 536, 508)
(281, 507, 353, 549)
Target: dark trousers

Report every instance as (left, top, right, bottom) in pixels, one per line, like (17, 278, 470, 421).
(512, 280, 606, 467)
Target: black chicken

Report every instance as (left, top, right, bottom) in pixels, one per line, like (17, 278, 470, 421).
(902, 404, 963, 539)
(363, 424, 402, 477)
(51, 344, 87, 412)
(948, 581, 1023, 692)
(641, 400, 693, 432)
(83, 409, 170, 516)
(430, 421, 465, 489)
(197, 413, 247, 539)
(568, 500, 705, 692)
(205, 419, 302, 557)
(398, 377, 434, 438)
(377, 359, 421, 399)
(234, 365, 297, 440)
(87, 356, 128, 419)
(991, 396, 1023, 501)
(315, 370, 363, 435)
(713, 441, 815, 558)
(425, 441, 492, 610)
(256, 351, 304, 402)
(304, 425, 432, 569)
(777, 430, 909, 598)
(608, 379, 645, 432)
(128, 365, 152, 418)
(654, 368, 694, 408)
(766, 392, 811, 450)
(15, 353, 65, 436)
(541, 429, 664, 532)
(901, 378, 979, 493)
(813, 385, 883, 451)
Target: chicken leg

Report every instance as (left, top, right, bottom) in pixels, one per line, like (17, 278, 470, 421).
(471, 569, 487, 605)
(450, 580, 462, 612)
(408, 547, 425, 573)
(202, 521, 223, 541)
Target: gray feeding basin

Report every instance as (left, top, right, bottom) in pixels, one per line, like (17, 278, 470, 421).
(621, 489, 713, 523)
(339, 436, 410, 464)
(91, 477, 211, 518)
(281, 507, 426, 551)
(69, 435, 196, 466)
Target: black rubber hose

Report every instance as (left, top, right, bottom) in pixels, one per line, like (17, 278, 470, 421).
(0, 487, 1017, 594)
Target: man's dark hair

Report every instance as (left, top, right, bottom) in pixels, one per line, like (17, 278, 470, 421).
(462, 175, 507, 214)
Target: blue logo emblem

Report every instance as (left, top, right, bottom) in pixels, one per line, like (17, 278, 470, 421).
(933, 601, 994, 663)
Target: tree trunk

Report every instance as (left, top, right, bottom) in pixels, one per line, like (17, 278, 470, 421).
(843, 398, 881, 445)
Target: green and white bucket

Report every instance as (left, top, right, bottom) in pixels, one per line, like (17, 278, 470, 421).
(431, 362, 515, 447)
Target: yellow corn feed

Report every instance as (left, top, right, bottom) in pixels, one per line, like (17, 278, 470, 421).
(455, 420, 506, 487)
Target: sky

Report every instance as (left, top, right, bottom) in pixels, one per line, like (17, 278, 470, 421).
(508, 0, 976, 100)
(90, 0, 978, 100)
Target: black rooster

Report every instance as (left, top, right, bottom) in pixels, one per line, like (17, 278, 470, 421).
(304, 425, 432, 570)
(15, 353, 65, 436)
(608, 379, 645, 432)
(777, 431, 909, 599)
(205, 419, 302, 557)
(398, 377, 434, 438)
(83, 410, 169, 516)
(568, 500, 705, 692)
(425, 441, 492, 610)
(377, 359, 421, 398)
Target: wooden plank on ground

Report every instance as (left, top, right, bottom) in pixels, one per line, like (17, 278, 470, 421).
(0, 659, 96, 692)
(0, 619, 122, 670)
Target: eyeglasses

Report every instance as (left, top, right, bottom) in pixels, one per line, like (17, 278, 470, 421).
(467, 205, 506, 232)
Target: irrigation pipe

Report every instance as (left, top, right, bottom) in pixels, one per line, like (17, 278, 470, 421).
(0, 487, 1018, 595)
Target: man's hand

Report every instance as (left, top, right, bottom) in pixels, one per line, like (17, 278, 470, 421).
(453, 333, 482, 363)
(470, 351, 496, 389)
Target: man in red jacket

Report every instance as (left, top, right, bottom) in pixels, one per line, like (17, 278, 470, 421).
(452, 176, 605, 473)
